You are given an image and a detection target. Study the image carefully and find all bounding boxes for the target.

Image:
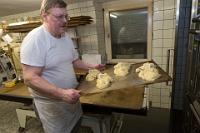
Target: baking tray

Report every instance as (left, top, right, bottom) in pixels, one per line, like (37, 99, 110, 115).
(80, 87, 144, 109)
(76, 60, 172, 94)
(80, 87, 146, 115)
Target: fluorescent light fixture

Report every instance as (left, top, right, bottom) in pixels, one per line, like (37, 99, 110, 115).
(110, 14, 117, 18)
(8, 21, 29, 26)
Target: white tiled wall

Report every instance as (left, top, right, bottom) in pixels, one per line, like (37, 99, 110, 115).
(66, 1, 106, 59)
(151, 0, 176, 108)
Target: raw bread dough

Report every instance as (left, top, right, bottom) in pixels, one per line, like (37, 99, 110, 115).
(96, 73, 113, 89)
(86, 69, 100, 81)
(114, 62, 130, 76)
(136, 62, 161, 81)
(114, 68, 129, 77)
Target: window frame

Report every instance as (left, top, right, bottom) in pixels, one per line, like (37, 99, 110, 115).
(104, 2, 153, 63)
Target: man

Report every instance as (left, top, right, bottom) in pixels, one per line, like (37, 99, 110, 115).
(118, 21, 132, 43)
(20, 0, 105, 133)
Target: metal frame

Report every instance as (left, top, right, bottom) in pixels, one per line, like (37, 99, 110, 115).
(184, 0, 199, 94)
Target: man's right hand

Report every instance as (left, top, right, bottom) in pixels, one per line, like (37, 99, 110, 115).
(61, 89, 82, 104)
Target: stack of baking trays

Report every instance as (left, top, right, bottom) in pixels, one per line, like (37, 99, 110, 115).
(4, 16, 93, 33)
(67, 15, 93, 27)
(0, 60, 171, 132)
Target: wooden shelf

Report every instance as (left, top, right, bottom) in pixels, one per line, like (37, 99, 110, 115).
(5, 22, 42, 33)
(71, 36, 89, 39)
(3, 16, 93, 34)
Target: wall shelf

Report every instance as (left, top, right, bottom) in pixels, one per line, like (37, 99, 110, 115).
(71, 36, 89, 39)
(2, 16, 93, 34)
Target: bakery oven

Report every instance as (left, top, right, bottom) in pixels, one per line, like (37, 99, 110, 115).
(184, 0, 200, 132)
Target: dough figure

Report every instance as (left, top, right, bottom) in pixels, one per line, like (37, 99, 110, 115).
(85, 69, 100, 81)
(136, 62, 161, 81)
(96, 73, 113, 89)
(114, 68, 129, 77)
(114, 62, 130, 76)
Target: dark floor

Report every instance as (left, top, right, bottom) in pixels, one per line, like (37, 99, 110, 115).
(0, 100, 183, 133)
(170, 109, 184, 133)
(120, 107, 171, 133)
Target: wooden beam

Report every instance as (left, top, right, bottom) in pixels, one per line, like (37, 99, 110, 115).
(7, 44, 16, 71)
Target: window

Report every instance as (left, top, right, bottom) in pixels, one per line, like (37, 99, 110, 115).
(104, 2, 152, 63)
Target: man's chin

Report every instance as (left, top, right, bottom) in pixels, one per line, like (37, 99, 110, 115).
(60, 27, 67, 32)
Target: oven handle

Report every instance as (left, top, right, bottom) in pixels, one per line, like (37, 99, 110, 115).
(192, 17, 200, 22)
(166, 49, 174, 86)
(189, 29, 200, 34)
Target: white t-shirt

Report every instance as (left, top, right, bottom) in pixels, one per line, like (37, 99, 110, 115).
(21, 25, 78, 98)
(20, 25, 82, 133)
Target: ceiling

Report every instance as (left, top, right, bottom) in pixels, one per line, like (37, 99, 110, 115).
(0, 0, 115, 18)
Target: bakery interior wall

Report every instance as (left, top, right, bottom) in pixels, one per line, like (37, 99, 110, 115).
(0, 0, 185, 110)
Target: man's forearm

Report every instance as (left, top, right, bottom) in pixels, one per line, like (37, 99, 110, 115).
(24, 76, 64, 100)
(73, 59, 94, 71)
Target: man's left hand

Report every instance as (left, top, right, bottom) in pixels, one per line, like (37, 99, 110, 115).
(94, 64, 106, 71)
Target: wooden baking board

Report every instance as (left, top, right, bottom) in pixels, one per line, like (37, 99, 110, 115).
(80, 87, 144, 109)
(76, 60, 172, 94)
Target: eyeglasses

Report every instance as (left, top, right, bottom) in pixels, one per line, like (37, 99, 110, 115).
(49, 13, 70, 21)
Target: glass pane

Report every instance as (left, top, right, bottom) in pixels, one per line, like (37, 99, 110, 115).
(109, 8, 148, 59)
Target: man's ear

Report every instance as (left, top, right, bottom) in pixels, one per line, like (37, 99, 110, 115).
(41, 11, 47, 21)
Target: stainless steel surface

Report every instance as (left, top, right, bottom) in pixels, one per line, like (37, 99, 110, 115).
(188, 0, 198, 52)
(171, 0, 180, 106)
(166, 49, 174, 86)
(185, 0, 199, 96)
(77, 60, 172, 94)
(183, 0, 200, 130)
